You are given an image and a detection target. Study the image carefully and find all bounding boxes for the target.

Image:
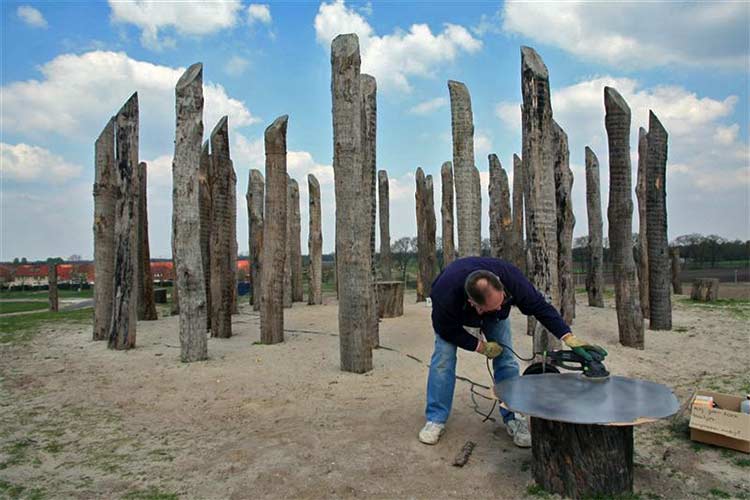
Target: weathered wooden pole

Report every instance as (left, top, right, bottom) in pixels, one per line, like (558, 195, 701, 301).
(48, 264, 58, 312)
(488, 154, 512, 260)
(440, 161, 456, 267)
(109, 92, 139, 350)
(635, 127, 650, 318)
(604, 86, 644, 348)
(172, 63, 208, 361)
(209, 116, 234, 338)
(260, 115, 288, 344)
(520, 46, 560, 352)
(585, 147, 605, 308)
(289, 178, 303, 302)
(332, 34, 373, 373)
(137, 161, 157, 321)
(448, 80, 482, 257)
(247, 169, 264, 310)
(670, 247, 682, 294)
(511, 154, 525, 272)
(646, 111, 671, 331)
(93, 117, 116, 341)
(308, 174, 323, 305)
(361, 73, 379, 347)
(230, 168, 238, 316)
(283, 176, 294, 308)
(415, 167, 437, 302)
(553, 121, 576, 325)
(199, 141, 212, 325)
(378, 169, 392, 279)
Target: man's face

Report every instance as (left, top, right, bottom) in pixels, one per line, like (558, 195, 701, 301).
(468, 279, 505, 315)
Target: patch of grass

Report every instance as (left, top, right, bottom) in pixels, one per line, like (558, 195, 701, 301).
(520, 460, 530, 472)
(0, 288, 93, 300)
(672, 326, 689, 333)
(678, 297, 750, 320)
(709, 488, 731, 499)
(43, 441, 63, 453)
(0, 437, 35, 470)
(122, 486, 179, 500)
(526, 484, 549, 498)
(0, 302, 50, 314)
(734, 457, 750, 467)
(0, 307, 92, 345)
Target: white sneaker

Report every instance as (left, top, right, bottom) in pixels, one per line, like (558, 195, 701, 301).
(506, 416, 531, 448)
(418, 421, 445, 445)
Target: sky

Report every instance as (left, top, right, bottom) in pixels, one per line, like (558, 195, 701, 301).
(1, 0, 748, 262)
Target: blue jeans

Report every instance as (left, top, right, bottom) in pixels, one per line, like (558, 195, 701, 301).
(425, 317, 519, 424)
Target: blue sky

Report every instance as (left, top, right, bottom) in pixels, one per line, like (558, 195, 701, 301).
(1, 1, 748, 261)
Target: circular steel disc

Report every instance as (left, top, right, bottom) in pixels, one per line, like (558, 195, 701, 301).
(494, 374, 680, 425)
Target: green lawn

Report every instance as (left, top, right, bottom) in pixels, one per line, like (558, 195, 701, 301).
(0, 302, 49, 314)
(677, 297, 750, 321)
(0, 307, 93, 345)
(0, 288, 93, 300)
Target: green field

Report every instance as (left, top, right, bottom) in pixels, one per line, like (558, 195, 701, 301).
(0, 288, 93, 300)
(0, 307, 93, 345)
(0, 301, 49, 314)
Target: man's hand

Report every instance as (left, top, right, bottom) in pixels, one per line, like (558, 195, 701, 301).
(477, 341, 503, 359)
(562, 333, 607, 362)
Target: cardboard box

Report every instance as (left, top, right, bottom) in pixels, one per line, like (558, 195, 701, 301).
(689, 390, 750, 453)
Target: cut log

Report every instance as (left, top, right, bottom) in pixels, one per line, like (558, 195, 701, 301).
(440, 162, 455, 267)
(137, 161, 157, 321)
(331, 34, 374, 373)
(671, 247, 682, 295)
(93, 117, 116, 341)
(691, 278, 719, 302)
(531, 417, 634, 499)
(378, 170, 392, 279)
(260, 115, 288, 344)
(585, 147, 604, 308)
(308, 174, 322, 305)
(48, 264, 58, 312)
(415, 168, 437, 302)
(604, 86, 644, 349)
(172, 63, 208, 361)
(247, 169, 264, 310)
(376, 281, 404, 318)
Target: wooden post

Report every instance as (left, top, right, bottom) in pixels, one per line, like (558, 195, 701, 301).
(48, 264, 58, 312)
(670, 247, 682, 294)
(247, 169, 264, 310)
(209, 116, 234, 338)
(331, 34, 373, 373)
(308, 174, 322, 305)
(378, 170, 392, 279)
(137, 161, 157, 321)
(511, 154, 525, 272)
(376, 281, 404, 318)
(289, 178, 303, 302)
(199, 141, 212, 325)
(531, 418, 634, 499)
(691, 278, 719, 302)
(448, 80, 481, 257)
(604, 86, 644, 349)
(553, 121, 575, 325)
(172, 63, 208, 362)
(520, 46, 560, 352)
(109, 92, 139, 350)
(488, 154, 512, 260)
(646, 111, 671, 330)
(361, 73, 379, 348)
(283, 175, 294, 308)
(440, 161, 455, 268)
(584, 147, 604, 308)
(260, 115, 288, 344)
(93, 117, 116, 341)
(636, 128, 650, 318)
(415, 167, 437, 302)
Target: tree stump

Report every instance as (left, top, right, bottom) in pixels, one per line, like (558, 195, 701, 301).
(691, 279, 719, 302)
(376, 281, 404, 318)
(530, 417, 633, 499)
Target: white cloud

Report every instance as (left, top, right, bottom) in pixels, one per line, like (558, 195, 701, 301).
(247, 4, 271, 26)
(108, 0, 243, 49)
(501, 2, 749, 70)
(409, 97, 448, 115)
(714, 124, 739, 146)
(474, 131, 493, 161)
(1, 51, 260, 146)
(17, 5, 47, 28)
(224, 55, 250, 76)
(1, 143, 82, 182)
(314, 0, 482, 92)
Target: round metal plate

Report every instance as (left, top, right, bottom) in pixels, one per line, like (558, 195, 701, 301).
(494, 374, 680, 425)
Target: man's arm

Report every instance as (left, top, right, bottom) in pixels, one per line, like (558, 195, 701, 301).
(431, 308, 481, 351)
(502, 264, 570, 339)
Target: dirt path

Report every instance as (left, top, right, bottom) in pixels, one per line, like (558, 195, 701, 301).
(1, 291, 748, 499)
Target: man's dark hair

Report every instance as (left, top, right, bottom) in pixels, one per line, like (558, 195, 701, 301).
(464, 270, 504, 305)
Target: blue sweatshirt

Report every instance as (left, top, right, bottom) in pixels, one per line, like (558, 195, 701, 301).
(429, 257, 570, 351)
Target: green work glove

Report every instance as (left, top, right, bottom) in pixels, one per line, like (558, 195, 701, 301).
(562, 334, 607, 362)
(478, 341, 503, 359)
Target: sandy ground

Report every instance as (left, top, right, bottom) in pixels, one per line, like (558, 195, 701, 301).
(1, 290, 749, 499)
